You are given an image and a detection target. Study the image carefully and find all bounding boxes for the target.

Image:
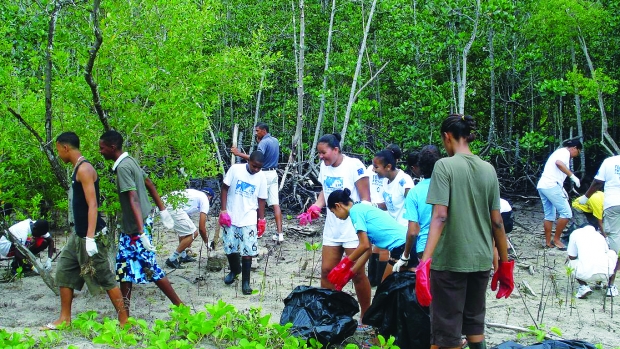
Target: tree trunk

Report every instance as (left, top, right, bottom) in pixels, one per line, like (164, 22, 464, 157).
(570, 47, 586, 175)
(250, 72, 265, 153)
(340, 0, 378, 147)
(486, 26, 496, 152)
(4, 230, 58, 295)
(457, 0, 481, 115)
(85, 0, 111, 132)
(309, 0, 336, 165)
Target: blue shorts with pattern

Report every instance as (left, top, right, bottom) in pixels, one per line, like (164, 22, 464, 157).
(115, 217, 166, 283)
(223, 225, 258, 257)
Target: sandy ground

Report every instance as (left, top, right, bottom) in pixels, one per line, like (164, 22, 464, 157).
(1, 199, 620, 348)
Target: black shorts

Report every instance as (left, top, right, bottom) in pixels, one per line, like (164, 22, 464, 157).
(430, 269, 491, 347)
(388, 244, 421, 268)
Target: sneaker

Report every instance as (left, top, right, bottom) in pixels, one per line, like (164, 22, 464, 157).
(606, 285, 619, 297)
(272, 233, 284, 242)
(576, 285, 592, 299)
(165, 258, 184, 269)
(179, 255, 196, 263)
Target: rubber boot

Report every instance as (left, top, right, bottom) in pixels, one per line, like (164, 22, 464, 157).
(376, 261, 388, 286)
(241, 257, 253, 295)
(467, 340, 487, 349)
(368, 253, 379, 287)
(224, 253, 241, 285)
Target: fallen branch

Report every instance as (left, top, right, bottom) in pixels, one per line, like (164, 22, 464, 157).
(486, 322, 562, 340)
(4, 230, 58, 296)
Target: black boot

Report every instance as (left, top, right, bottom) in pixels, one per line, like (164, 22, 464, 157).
(224, 253, 241, 285)
(368, 253, 379, 287)
(376, 261, 388, 286)
(241, 257, 253, 295)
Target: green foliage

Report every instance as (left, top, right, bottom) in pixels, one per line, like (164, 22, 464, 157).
(519, 131, 554, 153)
(0, 328, 35, 349)
(516, 324, 562, 342)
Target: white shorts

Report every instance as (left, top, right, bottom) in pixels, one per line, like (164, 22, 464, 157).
(169, 209, 197, 236)
(264, 170, 280, 206)
(322, 237, 359, 249)
(604, 206, 620, 253)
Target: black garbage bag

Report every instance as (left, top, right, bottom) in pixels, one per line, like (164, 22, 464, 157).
(280, 285, 359, 345)
(491, 340, 597, 349)
(362, 271, 430, 349)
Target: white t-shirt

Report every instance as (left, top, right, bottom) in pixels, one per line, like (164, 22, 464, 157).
(382, 170, 414, 227)
(537, 147, 570, 189)
(164, 189, 210, 217)
(0, 219, 51, 257)
(320, 156, 367, 242)
(594, 155, 620, 210)
(500, 198, 512, 213)
(366, 165, 384, 204)
(567, 225, 617, 281)
(223, 164, 268, 227)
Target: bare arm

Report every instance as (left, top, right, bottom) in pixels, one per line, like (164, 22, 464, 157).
(76, 163, 99, 239)
(355, 177, 371, 202)
(126, 190, 144, 234)
(198, 212, 208, 243)
(421, 205, 448, 261)
(312, 190, 326, 208)
(491, 209, 509, 262)
(555, 160, 574, 177)
(404, 221, 421, 260)
(220, 184, 229, 211)
(144, 177, 166, 211)
(584, 179, 605, 198)
(44, 236, 54, 259)
(258, 198, 266, 220)
(348, 232, 372, 272)
(230, 147, 250, 161)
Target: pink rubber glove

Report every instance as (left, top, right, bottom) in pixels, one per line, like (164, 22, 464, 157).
(297, 205, 321, 226)
(328, 257, 356, 290)
(257, 218, 266, 238)
(219, 211, 232, 227)
(416, 258, 432, 306)
(491, 260, 514, 299)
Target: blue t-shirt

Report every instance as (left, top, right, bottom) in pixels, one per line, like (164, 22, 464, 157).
(349, 203, 406, 251)
(257, 133, 279, 169)
(403, 178, 432, 253)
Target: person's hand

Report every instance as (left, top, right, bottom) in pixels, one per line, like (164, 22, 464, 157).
(85, 237, 98, 257)
(327, 257, 356, 290)
(570, 174, 581, 188)
(257, 218, 266, 237)
(392, 253, 409, 272)
(578, 195, 588, 205)
(415, 258, 432, 306)
(297, 205, 321, 226)
(219, 211, 232, 227)
(44, 259, 52, 271)
(231, 146, 241, 156)
(139, 233, 156, 252)
(159, 209, 174, 229)
(491, 260, 514, 299)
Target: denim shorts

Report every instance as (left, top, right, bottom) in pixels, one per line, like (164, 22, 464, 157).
(538, 185, 572, 221)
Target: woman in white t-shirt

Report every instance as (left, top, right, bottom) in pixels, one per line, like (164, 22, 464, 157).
(373, 144, 414, 226)
(297, 133, 372, 323)
(536, 139, 582, 250)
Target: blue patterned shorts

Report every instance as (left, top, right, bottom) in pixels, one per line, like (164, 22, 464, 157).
(223, 225, 258, 257)
(116, 217, 166, 284)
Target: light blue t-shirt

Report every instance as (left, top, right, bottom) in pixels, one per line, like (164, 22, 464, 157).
(403, 178, 432, 253)
(349, 203, 406, 251)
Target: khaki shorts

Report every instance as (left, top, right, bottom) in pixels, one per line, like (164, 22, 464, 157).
(169, 209, 198, 236)
(604, 206, 620, 253)
(55, 233, 117, 292)
(264, 170, 280, 206)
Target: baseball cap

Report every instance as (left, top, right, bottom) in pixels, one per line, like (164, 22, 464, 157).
(200, 187, 215, 198)
(563, 139, 582, 149)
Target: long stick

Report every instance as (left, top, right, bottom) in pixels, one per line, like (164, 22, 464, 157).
(4, 230, 58, 295)
(231, 124, 239, 165)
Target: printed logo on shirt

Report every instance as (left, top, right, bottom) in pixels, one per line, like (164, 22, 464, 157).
(399, 178, 406, 187)
(615, 165, 620, 176)
(234, 180, 256, 198)
(371, 174, 383, 192)
(324, 176, 344, 194)
(383, 192, 394, 211)
(357, 168, 364, 175)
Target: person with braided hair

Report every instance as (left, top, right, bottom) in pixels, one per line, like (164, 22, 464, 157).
(419, 114, 512, 349)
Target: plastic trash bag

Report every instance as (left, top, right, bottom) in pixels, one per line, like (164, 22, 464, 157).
(280, 285, 359, 345)
(492, 340, 597, 349)
(362, 271, 430, 349)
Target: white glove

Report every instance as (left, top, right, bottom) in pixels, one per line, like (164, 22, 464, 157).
(140, 233, 156, 252)
(578, 195, 588, 205)
(85, 237, 98, 257)
(570, 174, 581, 188)
(159, 209, 174, 229)
(44, 259, 52, 271)
(392, 253, 409, 272)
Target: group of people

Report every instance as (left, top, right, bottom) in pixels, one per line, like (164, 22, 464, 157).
(537, 140, 620, 299)
(298, 114, 513, 349)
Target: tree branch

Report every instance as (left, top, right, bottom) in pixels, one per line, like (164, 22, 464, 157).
(353, 61, 389, 100)
(85, 0, 111, 132)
